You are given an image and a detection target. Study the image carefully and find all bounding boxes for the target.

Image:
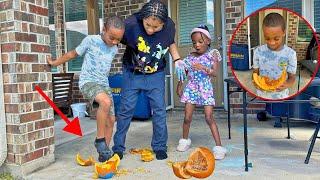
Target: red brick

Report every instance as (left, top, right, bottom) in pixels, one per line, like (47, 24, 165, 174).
(1, 43, 21, 52)
(17, 73, 38, 82)
(35, 120, 54, 130)
(31, 44, 50, 53)
(15, 32, 37, 42)
(33, 101, 50, 111)
(29, 4, 48, 16)
(35, 138, 49, 149)
(29, 24, 49, 34)
(16, 54, 38, 63)
(32, 64, 51, 72)
(0, 1, 12, 10)
(6, 153, 15, 163)
(20, 111, 42, 123)
(4, 84, 18, 93)
(22, 149, 43, 163)
(5, 104, 19, 113)
(27, 130, 42, 141)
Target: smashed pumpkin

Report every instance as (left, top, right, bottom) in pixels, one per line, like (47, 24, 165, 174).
(172, 161, 192, 179)
(171, 147, 215, 179)
(94, 154, 121, 179)
(252, 70, 287, 91)
(140, 150, 154, 162)
(75, 153, 95, 166)
(94, 162, 116, 179)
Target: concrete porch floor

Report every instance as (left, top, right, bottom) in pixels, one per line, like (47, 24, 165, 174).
(27, 110, 320, 180)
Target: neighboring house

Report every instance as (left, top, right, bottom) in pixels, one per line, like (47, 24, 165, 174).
(0, 0, 319, 178)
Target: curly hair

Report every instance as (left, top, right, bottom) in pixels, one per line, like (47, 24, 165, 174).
(137, 0, 168, 23)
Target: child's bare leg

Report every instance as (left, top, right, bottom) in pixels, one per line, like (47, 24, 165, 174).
(204, 105, 222, 146)
(95, 93, 112, 139)
(183, 103, 195, 139)
(104, 115, 115, 146)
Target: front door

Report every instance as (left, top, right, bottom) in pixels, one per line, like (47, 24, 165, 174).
(171, 0, 224, 107)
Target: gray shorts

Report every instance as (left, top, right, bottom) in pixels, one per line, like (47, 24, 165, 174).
(80, 82, 115, 116)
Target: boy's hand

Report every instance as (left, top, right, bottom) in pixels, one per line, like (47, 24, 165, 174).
(47, 57, 56, 66)
(276, 82, 289, 91)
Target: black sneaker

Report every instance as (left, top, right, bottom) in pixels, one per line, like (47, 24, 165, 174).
(94, 138, 112, 162)
(113, 151, 123, 160)
(154, 150, 167, 160)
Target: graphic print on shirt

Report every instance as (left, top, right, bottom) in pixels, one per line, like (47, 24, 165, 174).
(136, 36, 169, 73)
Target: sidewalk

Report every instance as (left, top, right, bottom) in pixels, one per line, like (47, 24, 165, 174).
(27, 110, 320, 179)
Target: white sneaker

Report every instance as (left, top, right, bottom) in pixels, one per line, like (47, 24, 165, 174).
(176, 138, 191, 152)
(213, 146, 227, 160)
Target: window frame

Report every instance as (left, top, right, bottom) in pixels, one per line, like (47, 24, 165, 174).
(65, 0, 104, 73)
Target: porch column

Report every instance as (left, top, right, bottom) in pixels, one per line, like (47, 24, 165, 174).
(0, 0, 54, 178)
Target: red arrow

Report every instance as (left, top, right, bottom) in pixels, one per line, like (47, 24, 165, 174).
(35, 85, 83, 137)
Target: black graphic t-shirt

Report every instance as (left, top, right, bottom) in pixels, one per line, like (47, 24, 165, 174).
(121, 14, 175, 73)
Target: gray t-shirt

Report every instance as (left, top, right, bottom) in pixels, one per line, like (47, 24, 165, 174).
(253, 44, 297, 99)
(75, 35, 118, 89)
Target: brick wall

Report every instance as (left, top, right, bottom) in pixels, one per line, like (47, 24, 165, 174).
(287, 12, 308, 61)
(0, 0, 54, 176)
(226, 0, 265, 114)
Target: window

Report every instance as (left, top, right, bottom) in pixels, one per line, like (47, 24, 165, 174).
(246, 0, 315, 42)
(246, 0, 302, 16)
(65, 0, 104, 72)
(49, 0, 57, 72)
(178, 0, 214, 46)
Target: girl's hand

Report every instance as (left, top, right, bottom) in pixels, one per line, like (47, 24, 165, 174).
(174, 60, 187, 82)
(176, 83, 183, 98)
(192, 63, 206, 71)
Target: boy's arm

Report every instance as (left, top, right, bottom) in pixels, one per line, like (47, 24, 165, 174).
(47, 50, 78, 66)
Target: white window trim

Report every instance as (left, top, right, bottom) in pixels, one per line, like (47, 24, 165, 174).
(302, 0, 315, 29)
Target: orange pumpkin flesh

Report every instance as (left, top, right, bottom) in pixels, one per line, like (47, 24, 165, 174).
(252, 70, 287, 92)
(172, 161, 192, 179)
(75, 153, 95, 166)
(185, 147, 215, 179)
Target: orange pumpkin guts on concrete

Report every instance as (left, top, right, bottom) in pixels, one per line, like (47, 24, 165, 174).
(252, 70, 287, 91)
(172, 147, 215, 179)
(75, 153, 95, 166)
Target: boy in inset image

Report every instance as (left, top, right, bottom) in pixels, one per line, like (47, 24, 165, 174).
(253, 12, 297, 99)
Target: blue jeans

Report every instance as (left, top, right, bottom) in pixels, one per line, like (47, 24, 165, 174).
(112, 69, 167, 152)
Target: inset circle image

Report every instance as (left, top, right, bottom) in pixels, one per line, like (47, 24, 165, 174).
(229, 7, 319, 100)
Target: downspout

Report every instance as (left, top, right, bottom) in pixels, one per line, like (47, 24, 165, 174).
(0, 39, 7, 166)
(221, 0, 228, 110)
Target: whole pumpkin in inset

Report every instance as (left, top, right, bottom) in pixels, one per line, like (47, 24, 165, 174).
(252, 70, 287, 91)
(171, 147, 215, 179)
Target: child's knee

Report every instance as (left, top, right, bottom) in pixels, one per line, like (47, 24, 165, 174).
(183, 117, 192, 124)
(106, 116, 115, 128)
(205, 116, 215, 125)
(99, 98, 112, 110)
